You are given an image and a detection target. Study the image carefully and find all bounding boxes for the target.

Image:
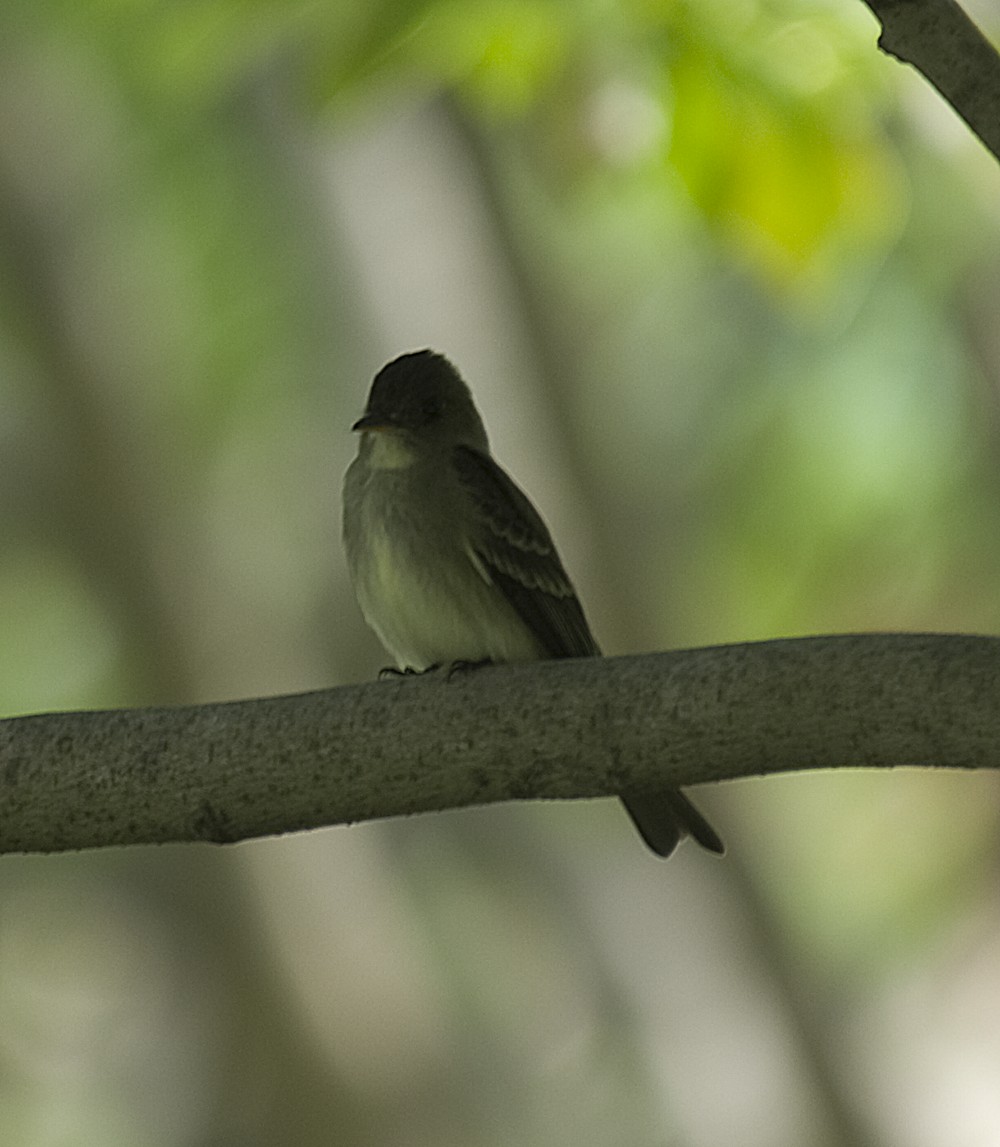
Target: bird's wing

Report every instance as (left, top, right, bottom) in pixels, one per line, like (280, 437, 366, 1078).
(453, 450, 725, 859)
(452, 445, 600, 659)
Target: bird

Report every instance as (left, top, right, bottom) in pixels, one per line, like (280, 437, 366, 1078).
(342, 349, 724, 858)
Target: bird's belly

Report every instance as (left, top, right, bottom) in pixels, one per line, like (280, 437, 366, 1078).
(355, 524, 540, 670)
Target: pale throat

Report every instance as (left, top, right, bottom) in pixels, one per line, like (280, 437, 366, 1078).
(363, 429, 418, 471)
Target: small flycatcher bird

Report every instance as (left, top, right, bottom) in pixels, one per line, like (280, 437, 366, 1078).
(342, 349, 723, 858)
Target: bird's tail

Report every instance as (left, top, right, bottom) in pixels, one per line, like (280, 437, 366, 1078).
(619, 790, 725, 858)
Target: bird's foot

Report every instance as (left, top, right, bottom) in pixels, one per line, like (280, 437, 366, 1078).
(378, 663, 446, 679)
(445, 658, 494, 682)
(378, 664, 431, 679)
(377, 661, 492, 682)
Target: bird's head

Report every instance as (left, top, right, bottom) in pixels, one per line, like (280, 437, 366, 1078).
(353, 350, 490, 454)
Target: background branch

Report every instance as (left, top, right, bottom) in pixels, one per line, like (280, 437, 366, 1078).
(2, 631, 998, 855)
(862, 0, 1000, 162)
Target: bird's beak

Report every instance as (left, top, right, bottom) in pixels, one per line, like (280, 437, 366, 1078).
(351, 413, 388, 432)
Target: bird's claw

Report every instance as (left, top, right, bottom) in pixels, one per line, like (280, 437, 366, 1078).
(378, 665, 418, 679)
(377, 660, 492, 682)
(445, 658, 493, 681)
(378, 664, 441, 679)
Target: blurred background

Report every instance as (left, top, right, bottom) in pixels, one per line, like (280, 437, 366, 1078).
(2, 0, 1000, 1143)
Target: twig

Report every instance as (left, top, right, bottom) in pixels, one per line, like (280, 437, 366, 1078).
(862, 0, 1000, 162)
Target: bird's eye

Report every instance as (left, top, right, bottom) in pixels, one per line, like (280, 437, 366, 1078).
(421, 398, 442, 422)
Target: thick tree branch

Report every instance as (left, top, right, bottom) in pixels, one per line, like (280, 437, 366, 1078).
(862, 0, 1000, 163)
(1, 632, 998, 855)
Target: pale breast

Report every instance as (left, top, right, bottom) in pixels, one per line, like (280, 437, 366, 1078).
(344, 457, 541, 670)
